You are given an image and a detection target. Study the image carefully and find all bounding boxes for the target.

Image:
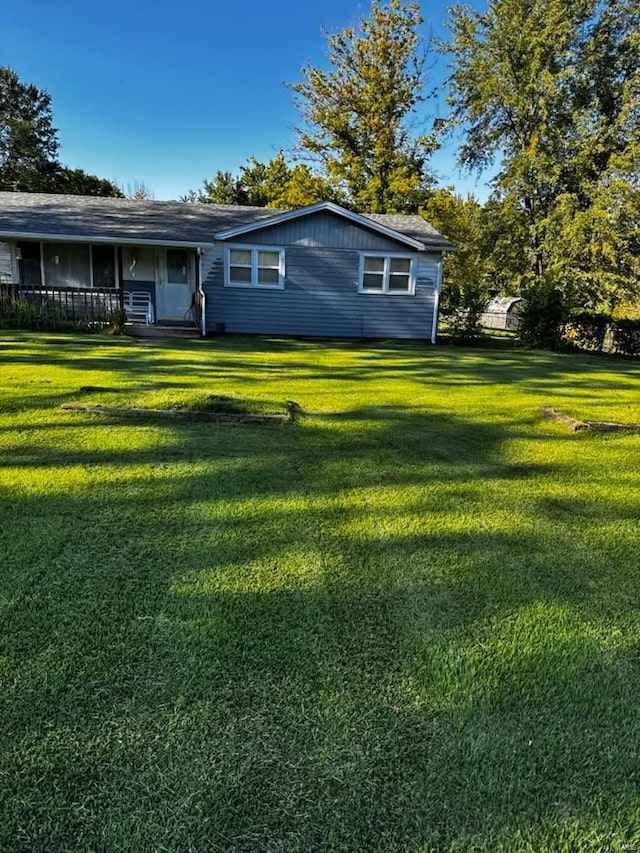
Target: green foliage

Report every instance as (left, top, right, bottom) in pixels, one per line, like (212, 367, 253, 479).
(421, 188, 489, 341)
(46, 166, 123, 198)
(518, 280, 567, 349)
(0, 295, 68, 330)
(441, 284, 486, 343)
(567, 310, 612, 352)
(613, 318, 640, 356)
(0, 66, 58, 191)
(545, 180, 640, 313)
(197, 169, 249, 205)
(443, 0, 640, 324)
(190, 151, 338, 208)
(290, 0, 437, 212)
(107, 308, 127, 335)
(0, 65, 125, 196)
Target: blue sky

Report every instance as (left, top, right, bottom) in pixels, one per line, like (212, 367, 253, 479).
(4, 0, 492, 201)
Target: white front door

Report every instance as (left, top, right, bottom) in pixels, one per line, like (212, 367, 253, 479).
(157, 249, 193, 321)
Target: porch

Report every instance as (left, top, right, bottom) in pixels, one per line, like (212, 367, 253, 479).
(1, 238, 203, 330)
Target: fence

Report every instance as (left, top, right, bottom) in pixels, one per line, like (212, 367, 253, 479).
(0, 282, 123, 329)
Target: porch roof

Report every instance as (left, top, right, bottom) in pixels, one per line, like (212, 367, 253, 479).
(0, 192, 273, 247)
(0, 192, 453, 251)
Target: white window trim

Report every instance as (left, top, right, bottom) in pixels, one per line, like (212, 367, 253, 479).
(35, 241, 119, 289)
(224, 244, 285, 289)
(358, 252, 416, 296)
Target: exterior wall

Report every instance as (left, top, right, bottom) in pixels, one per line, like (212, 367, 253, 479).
(0, 241, 15, 282)
(202, 240, 439, 340)
(244, 211, 418, 252)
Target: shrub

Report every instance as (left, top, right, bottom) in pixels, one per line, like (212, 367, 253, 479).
(0, 295, 69, 331)
(107, 307, 127, 335)
(567, 311, 611, 352)
(612, 319, 640, 357)
(518, 281, 566, 349)
(440, 283, 486, 343)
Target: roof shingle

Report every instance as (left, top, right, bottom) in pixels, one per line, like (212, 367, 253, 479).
(0, 192, 454, 250)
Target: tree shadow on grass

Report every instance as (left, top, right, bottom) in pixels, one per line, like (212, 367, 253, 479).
(2, 403, 640, 850)
(4, 334, 640, 403)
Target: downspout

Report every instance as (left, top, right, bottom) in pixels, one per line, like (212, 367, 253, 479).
(197, 247, 206, 337)
(431, 252, 444, 344)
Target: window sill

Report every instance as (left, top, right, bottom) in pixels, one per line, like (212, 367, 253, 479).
(358, 289, 415, 296)
(224, 282, 285, 290)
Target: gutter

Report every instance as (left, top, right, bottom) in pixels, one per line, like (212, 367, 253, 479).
(0, 230, 214, 250)
(431, 253, 444, 344)
(197, 247, 206, 337)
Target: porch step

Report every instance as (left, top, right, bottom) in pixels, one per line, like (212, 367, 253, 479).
(125, 323, 200, 341)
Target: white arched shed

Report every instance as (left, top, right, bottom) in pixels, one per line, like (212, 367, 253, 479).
(480, 296, 526, 332)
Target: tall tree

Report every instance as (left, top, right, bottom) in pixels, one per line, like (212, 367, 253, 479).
(197, 170, 249, 205)
(190, 151, 337, 208)
(422, 188, 490, 338)
(0, 67, 58, 191)
(0, 65, 126, 197)
(445, 0, 594, 283)
(290, 0, 437, 213)
(47, 167, 123, 198)
(444, 0, 640, 312)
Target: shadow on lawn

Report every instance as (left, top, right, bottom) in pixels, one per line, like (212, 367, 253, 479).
(2, 398, 640, 848)
(3, 333, 640, 400)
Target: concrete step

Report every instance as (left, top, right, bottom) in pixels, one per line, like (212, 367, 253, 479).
(125, 323, 200, 340)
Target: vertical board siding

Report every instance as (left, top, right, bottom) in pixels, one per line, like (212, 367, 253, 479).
(0, 241, 14, 282)
(203, 244, 439, 340)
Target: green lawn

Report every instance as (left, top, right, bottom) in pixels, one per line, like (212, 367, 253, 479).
(2, 332, 640, 852)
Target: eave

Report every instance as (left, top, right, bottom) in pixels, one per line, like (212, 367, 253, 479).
(213, 201, 429, 250)
(0, 231, 214, 249)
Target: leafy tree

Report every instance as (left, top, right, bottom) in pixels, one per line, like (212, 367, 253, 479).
(47, 167, 123, 197)
(269, 163, 339, 208)
(0, 66, 58, 191)
(421, 188, 488, 339)
(444, 0, 594, 280)
(289, 0, 437, 213)
(197, 170, 249, 205)
(518, 277, 567, 349)
(444, 0, 640, 324)
(480, 194, 531, 293)
(191, 151, 337, 208)
(0, 65, 126, 196)
(545, 179, 640, 313)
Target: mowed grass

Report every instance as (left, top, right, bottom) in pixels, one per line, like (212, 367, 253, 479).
(1, 331, 640, 852)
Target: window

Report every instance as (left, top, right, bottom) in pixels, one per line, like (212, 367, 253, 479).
(359, 254, 415, 295)
(20, 241, 118, 288)
(43, 243, 91, 288)
(225, 245, 284, 288)
(91, 244, 116, 288)
(18, 241, 42, 286)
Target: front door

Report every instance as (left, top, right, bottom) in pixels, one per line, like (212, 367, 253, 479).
(157, 249, 193, 321)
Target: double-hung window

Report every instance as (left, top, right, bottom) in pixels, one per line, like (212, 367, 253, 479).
(359, 253, 415, 295)
(225, 245, 285, 289)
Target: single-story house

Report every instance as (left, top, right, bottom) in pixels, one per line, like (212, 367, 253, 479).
(0, 192, 455, 341)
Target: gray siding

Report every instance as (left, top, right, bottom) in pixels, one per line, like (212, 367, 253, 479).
(0, 241, 14, 282)
(243, 211, 416, 252)
(203, 244, 439, 340)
